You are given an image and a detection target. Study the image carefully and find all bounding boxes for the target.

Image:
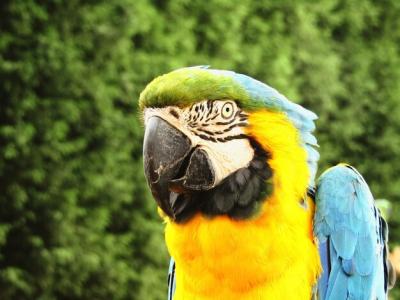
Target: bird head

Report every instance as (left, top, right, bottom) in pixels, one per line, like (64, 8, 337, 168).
(140, 67, 319, 223)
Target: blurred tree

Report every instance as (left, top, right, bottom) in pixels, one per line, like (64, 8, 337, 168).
(0, 0, 399, 299)
(0, 0, 167, 299)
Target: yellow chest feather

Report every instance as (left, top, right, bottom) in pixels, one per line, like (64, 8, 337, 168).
(165, 197, 320, 300)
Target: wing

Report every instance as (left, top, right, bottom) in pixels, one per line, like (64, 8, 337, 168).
(167, 258, 176, 300)
(314, 164, 389, 300)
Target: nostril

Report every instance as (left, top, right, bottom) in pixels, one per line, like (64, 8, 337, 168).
(169, 109, 180, 119)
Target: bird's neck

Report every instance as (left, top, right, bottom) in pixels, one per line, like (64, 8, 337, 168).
(164, 193, 321, 299)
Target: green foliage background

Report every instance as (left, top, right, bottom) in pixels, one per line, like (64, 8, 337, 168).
(0, 0, 399, 299)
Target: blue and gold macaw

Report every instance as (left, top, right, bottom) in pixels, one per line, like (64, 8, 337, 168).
(139, 67, 394, 299)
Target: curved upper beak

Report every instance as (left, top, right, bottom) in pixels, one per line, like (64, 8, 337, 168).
(143, 116, 215, 219)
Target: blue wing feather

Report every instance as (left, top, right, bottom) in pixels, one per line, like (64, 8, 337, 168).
(167, 258, 176, 300)
(314, 164, 388, 300)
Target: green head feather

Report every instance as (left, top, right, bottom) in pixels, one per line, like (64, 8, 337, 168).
(139, 67, 264, 111)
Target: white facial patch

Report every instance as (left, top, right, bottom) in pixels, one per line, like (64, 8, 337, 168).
(144, 100, 254, 186)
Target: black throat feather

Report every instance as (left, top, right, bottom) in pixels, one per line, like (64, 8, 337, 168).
(173, 139, 273, 223)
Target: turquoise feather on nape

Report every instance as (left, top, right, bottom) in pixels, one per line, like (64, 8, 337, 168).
(314, 165, 390, 300)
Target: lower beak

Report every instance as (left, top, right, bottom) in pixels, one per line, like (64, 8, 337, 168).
(143, 116, 215, 219)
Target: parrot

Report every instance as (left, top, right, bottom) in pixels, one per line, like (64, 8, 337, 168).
(139, 66, 394, 299)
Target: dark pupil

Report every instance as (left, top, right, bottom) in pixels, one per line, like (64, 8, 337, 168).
(225, 107, 230, 112)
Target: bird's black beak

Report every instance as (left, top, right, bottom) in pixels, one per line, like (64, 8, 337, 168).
(143, 116, 215, 220)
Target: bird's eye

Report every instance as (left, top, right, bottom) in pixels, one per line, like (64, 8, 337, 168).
(221, 102, 235, 119)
